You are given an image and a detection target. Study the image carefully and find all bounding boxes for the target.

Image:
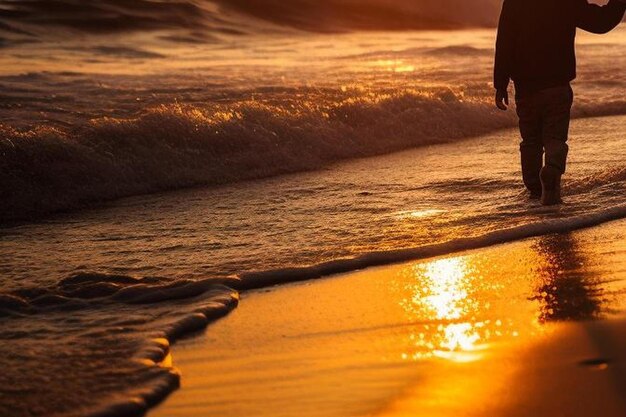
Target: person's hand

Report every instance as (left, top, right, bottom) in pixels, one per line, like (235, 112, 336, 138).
(495, 89, 509, 111)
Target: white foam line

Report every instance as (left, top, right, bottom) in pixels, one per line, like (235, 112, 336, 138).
(86, 204, 626, 417)
(84, 287, 240, 417)
(238, 204, 626, 290)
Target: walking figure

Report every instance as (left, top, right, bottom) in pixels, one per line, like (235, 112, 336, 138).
(494, 0, 626, 205)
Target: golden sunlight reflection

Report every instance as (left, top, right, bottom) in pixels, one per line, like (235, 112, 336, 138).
(368, 59, 416, 73)
(394, 233, 608, 366)
(398, 252, 538, 363)
(394, 209, 446, 220)
(377, 234, 612, 417)
(421, 258, 470, 320)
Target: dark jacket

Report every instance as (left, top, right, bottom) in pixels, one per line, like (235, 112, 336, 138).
(494, 0, 626, 96)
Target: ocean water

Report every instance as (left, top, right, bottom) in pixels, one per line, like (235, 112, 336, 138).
(1, 1, 626, 416)
(2, 1, 626, 221)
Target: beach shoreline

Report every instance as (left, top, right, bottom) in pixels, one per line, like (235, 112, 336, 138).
(3, 113, 626, 417)
(151, 218, 626, 417)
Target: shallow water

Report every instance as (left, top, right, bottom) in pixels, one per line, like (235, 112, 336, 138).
(3, 115, 626, 289)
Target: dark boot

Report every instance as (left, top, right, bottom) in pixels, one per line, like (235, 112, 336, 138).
(520, 144, 543, 198)
(540, 165, 562, 206)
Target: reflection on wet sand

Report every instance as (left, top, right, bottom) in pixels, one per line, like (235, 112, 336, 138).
(153, 225, 626, 417)
(531, 234, 602, 322)
(397, 254, 528, 364)
(396, 232, 605, 365)
(379, 232, 613, 417)
(399, 258, 485, 362)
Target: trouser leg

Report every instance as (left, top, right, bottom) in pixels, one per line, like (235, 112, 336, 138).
(540, 85, 573, 174)
(515, 95, 543, 194)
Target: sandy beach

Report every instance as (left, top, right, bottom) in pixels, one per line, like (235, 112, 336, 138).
(152, 218, 626, 417)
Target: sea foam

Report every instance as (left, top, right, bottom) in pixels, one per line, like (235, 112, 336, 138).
(0, 90, 516, 222)
(0, 273, 239, 417)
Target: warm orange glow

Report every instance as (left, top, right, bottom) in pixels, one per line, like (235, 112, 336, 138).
(154, 230, 620, 417)
(375, 233, 610, 416)
(394, 209, 446, 219)
(398, 257, 488, 362)
(420, 258, 469, 320)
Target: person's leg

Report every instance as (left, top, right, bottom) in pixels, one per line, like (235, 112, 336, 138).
(538, 85, 573, 205)
(541, 85, 573, 174)
(515, 93, 543, 197)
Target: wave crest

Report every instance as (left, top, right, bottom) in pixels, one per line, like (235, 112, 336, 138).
(0, 272, 239, 316)
(0, 0, 507, 51)
(0, 90, 515, 222)
(0, 0, 501, 41)
(215, 0, 501, 32)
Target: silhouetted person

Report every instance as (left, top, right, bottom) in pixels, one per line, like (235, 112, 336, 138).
(494, 0, 626, 205)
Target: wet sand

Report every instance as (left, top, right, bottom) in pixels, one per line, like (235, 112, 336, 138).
(151, 219, 626, 417)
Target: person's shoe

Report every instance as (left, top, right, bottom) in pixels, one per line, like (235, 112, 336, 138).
(540, 166, 562, 206)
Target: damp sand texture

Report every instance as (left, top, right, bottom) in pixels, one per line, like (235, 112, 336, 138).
(152, 219, 626, 417)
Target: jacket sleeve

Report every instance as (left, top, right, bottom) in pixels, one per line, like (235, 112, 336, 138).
(494, 0, 516, 91)
(575, 0, 626, 34)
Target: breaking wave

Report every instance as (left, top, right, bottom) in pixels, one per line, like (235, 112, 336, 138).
(3, 87, 626, 223)
(0, 90, 517, 222)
